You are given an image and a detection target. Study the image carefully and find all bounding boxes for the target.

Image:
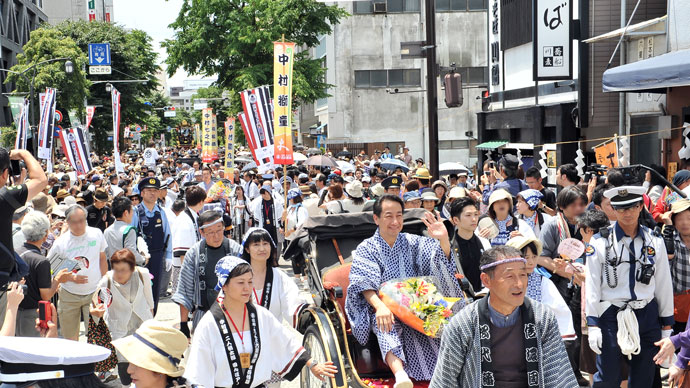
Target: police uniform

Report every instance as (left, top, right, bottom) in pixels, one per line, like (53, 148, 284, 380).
(584, 186, 674, 387)
(381, 176, 402, 195)
(131, 177, 173, 315)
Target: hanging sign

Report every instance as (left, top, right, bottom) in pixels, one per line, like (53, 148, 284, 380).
(533, 0, 572, 80)
(593, 139, 619, 168)
(201, 108, 218, 163)
(273, 41, 295, 165)
(224, 117, 235, 177)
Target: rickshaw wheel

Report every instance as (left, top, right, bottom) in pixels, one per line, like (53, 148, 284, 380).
(300, 325, 333, 388)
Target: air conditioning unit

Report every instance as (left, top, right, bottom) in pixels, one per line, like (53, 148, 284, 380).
(373, 1, 387, 13)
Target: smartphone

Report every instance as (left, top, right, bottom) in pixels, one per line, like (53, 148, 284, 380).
(10, 160, 20, 176)
(484, 171, 490, 176)
(38, 301, 51, 329)
(488, 161, 496, 169)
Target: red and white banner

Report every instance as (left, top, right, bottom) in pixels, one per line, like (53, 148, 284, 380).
(85, 106, 96, 129)
(240, 85, 274, 167)
(59, 127, 93, 175)
(14, 99, 29, 151)
(124, 126, 130, 138)
(37, 88, 57, 160)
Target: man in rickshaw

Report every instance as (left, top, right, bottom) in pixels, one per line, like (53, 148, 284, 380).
(346, 195, 466, 388)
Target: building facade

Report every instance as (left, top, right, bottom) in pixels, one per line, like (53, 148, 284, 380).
(478, 0, 667, 181)
(0, 0, 47, 127)
(298, 0, 488, 167)
(43, 0, 113, 24)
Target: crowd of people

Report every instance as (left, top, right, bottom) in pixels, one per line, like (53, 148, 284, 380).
(3, 141, 690, 388)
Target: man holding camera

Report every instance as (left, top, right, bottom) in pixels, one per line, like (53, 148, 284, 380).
(0, 148, 47, 328)
(585, 185, 674, 387)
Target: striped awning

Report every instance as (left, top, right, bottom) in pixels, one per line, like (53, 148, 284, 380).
(476, 140, 509, 150)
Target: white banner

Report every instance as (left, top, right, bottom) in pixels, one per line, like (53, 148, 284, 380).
(534, 0, 572, 80)
(37, 88, 57, 160)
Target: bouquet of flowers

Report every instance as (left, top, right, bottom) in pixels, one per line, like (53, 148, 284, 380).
(207, 180, 233, 202)
(378, 277, 458, 338)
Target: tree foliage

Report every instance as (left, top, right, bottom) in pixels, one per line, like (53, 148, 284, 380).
(163, 0, 347, 115)
(5, 28, 89, 118)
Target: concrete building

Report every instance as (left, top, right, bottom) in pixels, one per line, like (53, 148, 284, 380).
(298, 0, 488, 167)
(0, 0, 48, 127)
(167, 78, 217, 112)
(477, 0, 667, 180)
(43, 0, 114, 24)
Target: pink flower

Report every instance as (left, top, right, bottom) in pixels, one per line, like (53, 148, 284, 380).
(400, 294, 411, 307)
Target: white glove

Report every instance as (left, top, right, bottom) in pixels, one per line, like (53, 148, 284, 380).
(588, 326, 602, 355)
(165, 259, 173, 272)
(662, 329, 673, 339)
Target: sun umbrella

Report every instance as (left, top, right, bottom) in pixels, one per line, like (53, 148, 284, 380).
(126, 150, 139, 155)
(439, 162, 469, 175)
(307, 148, 322, 155)
(336, 160, 355, 173)
(293, 152, 308, 162)
(304, 155, 337, 168)
(237, 151, 252, 157)
(234, 157, 253, 163)
(380, 158, 410, 173)
(336, 150, 353, 158)
(241, 161, 257, 171)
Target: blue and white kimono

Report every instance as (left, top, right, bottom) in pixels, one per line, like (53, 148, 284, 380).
(526, 270, 576, 339)
(345, 229, 466, 380)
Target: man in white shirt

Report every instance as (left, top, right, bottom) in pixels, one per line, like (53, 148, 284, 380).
(47, 205, 107, 340)
(242, 171, 259, 201)
(142, 141, 160, 170)
(171, 186, 206, 294)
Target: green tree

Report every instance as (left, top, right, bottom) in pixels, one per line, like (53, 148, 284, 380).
(5, 28, 90, 118)
(0, 127, 17, 148)
(54, 21, 161, 154)
(163, 0, 347, 115)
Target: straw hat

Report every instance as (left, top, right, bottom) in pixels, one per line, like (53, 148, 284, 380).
(32, 192, 55, 214)
(112, 320, 187, 377)
(447, 186, 468, 199)
(413, 168, 431, 180)
(488, 189, 513, 209)
(506, 235, 543, 256)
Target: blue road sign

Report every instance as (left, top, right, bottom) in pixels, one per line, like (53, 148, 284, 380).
(88, 43, 111, 66)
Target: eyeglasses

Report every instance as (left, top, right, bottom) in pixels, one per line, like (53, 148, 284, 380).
(614, 204, 641, 214)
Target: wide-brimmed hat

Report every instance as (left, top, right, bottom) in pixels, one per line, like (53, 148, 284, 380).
(345, 180, 364, 199)
(506, 235, 543, 256)
(488, 189, 513, 209)
(55, 189, 69, 202)
(413, 168, 431, 180)
(32, 192, 55, 214)
(94, 188, 110, 202)
(672, 198, 690, 214)
(112, 320, 187, 377)
(370, 183, 385, 198)
(420, 189, 440, 203)
(447, 187, 468, 199)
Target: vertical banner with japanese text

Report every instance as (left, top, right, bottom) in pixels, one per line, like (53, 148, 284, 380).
(37, 88, 57, 160)
(240, 86, 274, 167)
(201, 108, 218, 163)
(533, 0, 572, 80)
(593, 139, 619, 168)
(14, 99, 29, 150)
(194, 123, 201, 150)
(111, 88, 124, 173)
(224, 117, 235, 177)
(273, 41, 295, 165)
(85, 106, 96, 129)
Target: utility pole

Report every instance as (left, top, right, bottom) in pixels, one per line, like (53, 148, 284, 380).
(424, 0, 439, 179)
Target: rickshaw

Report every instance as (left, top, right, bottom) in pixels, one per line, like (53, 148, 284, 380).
(284, 208, 472, 388)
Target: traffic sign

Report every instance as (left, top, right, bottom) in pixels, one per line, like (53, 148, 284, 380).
(164, 111, 177, 117)
(89, 43, 111, 66)
(89, 66, 111, 75)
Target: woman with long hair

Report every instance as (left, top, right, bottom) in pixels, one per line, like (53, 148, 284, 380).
(232, 185, 250, 241)
(184, 256, 336, 387)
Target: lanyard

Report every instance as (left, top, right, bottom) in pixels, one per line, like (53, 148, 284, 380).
(263, 201, 271, 222)
(223, 304, 247, 346)
(253, 288, 263, 305)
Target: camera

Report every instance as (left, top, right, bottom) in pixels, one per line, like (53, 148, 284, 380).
(618, 165, 645, 186)
(584, 164, 607, 185)
(9, 160, 25, 176)
(636, 263, 655, 285)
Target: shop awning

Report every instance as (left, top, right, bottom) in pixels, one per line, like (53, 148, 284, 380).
(476, 140, 508, 150)
(583, 15, 666, 43)
(602, 48, 690, 93)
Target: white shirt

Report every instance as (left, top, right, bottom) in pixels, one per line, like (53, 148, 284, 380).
(585, 224, 675, 327)
(243, 180, 259, 201)
(172, 209, 200, 266)
(47, 227, 107, 295)
(142, 148, 159, 168)
(285, 205, 309, 232)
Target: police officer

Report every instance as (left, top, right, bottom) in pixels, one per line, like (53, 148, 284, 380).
(131, 177, 173, 314)
(86, 188, 114, 232)
(381, 176, 402, 197)
(585, 185, 674, 387)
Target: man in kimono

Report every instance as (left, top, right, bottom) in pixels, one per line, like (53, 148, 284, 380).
(346, 195, 465, 388)
(430, 246, 577, 388)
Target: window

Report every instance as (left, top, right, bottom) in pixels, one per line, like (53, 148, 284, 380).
(354, 69, 422, 88)
(450, 67, 488, 85)
(354, 0, 421, 14)
(436, 0, 486, 11)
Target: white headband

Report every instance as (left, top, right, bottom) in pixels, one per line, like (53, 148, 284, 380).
(199, 217, 224, 230)
(480, 257, 527, 271)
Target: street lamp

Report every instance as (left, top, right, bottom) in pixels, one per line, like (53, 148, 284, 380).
(65, 61, 74, 74)
(105, 83, 113, 92)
